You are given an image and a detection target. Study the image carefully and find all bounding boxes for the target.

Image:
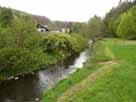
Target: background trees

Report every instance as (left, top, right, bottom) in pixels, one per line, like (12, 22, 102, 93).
(87, 16, 105, 39)
(104, 2, 132, 37)
(73, 16, 106, 40)
(103, 0, 136, 39)
(116, 6, 136, 39)
(0, 9, 47, 75)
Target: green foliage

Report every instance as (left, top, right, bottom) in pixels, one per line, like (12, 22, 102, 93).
(117, 6, 136, 39)
(79, 23, 90, 38)
(42, 39, 136, 102)
(75, 16, 105, 40)
(64, 39, 136, 102)
(0, 8, 13, 28)
(0, 48, 46, 74)
(112, 15, 122, 35)
(71, 34, 87, 52)
(104, 2, 132, 37)
(0, 13, 48, 77)
(0, 7, 86, 78)
(10, 16, 40, 48)
(87, 16, 105, 39)
(71, 22, 83, 33)
(70, 16, 106, 40)
(40, 33, 86, 60)
(41, 43, 101, 102)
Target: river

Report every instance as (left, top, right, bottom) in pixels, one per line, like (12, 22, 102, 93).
(0, 49, 89, 102)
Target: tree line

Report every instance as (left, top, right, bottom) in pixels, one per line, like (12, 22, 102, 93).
(72, 0, 136, 40)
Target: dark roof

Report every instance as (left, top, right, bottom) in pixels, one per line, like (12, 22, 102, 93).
(37, 24, 49, 31)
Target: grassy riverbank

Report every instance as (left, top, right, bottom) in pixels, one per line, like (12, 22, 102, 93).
(0, 33, 86, 80)
(41, 38, 136, 102)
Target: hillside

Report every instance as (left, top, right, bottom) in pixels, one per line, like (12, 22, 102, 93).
(0, 6, 75, 31)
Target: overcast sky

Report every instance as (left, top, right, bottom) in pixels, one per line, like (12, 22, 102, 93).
(0, 0, 120, 22)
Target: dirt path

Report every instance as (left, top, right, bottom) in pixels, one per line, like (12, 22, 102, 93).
(57, 61, 118, 102)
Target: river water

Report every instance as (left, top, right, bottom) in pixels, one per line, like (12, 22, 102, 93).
(0, 49, 89, 102)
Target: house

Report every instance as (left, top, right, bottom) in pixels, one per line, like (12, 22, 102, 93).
(51, 28, 61, 33)
(61, 28, 71, 33)
(37, 24, 49, 32)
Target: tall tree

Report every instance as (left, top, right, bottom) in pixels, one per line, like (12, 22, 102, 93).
(104, 1, 132, 37)
(87, 16, 105, 40)
(117, 6, 136, 39)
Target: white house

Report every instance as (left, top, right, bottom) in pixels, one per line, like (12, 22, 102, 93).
(37, 24, 49, 32)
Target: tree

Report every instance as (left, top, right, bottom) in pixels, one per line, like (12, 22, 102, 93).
(112, 14, 123, 34)
(79, 23, 90, 38)
(10, 15, 38, 48)
(87, 16, 105, 40)
(0, 8, 13, 28)
(117, 6, 136, 39)
(0, 13, 47, 74)
(71, 22, 83, 33)
(104, 1, 132, 37)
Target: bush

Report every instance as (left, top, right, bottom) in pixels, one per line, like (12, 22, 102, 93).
(0, 13, 47, 77)
(40, 33, 86, 59)
(0, 48, 47, 74)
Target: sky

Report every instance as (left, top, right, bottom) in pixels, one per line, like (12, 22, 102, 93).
(0, 0, 120, 22)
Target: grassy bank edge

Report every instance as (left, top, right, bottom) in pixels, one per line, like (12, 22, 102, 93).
(0, 33, 87, 80)
(49, 38, 136, 102)
(41, 39, 111, 102)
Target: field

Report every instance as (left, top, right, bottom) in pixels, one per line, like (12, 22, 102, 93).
(42, 39, 136, 102)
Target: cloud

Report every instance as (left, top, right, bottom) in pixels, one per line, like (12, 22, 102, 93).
(0, 0, 119, 22)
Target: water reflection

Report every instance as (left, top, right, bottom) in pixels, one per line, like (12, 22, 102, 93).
(0, 49, 89, 102)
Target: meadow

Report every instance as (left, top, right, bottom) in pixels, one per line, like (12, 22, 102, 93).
(42, 39, 136, 102)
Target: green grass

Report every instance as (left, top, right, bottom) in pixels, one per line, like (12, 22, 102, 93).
(41, 39, 136, 102)
(41, 41, 105, 102)
(41, 62, 102, 102)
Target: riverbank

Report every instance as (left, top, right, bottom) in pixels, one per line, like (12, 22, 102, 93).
(41, 38, 136, 102)
(0, 33, 87, 80)
(0, 48, 90, 102)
